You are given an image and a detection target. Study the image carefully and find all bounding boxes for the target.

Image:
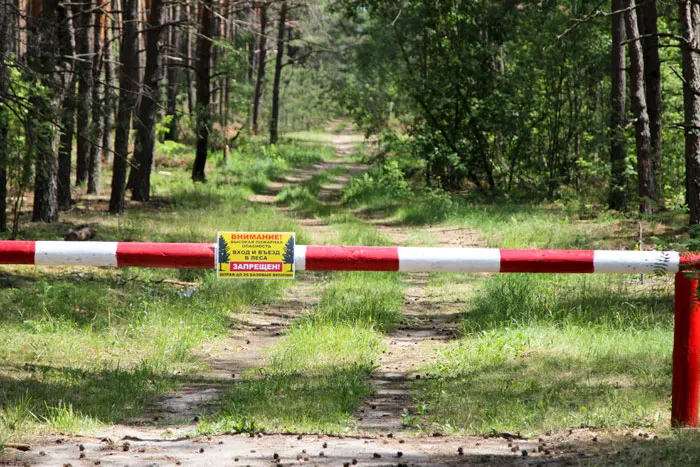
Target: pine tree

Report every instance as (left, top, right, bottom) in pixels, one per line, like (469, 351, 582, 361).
(282, 236, 295, 272)
(218, 235, 231, 271)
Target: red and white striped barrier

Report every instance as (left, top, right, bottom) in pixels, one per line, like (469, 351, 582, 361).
(2, 241, 696, 273)
(1, 240, 700, 428)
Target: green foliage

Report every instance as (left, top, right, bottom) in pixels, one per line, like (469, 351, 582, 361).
(337, 0, 672, 205)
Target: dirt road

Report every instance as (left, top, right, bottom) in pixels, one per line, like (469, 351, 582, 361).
(6, 124, 614, 467)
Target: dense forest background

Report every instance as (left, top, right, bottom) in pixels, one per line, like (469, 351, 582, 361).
(2, 0, 700, 237)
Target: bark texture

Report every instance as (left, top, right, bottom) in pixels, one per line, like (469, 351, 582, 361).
(74, 0, 93, 186)
(102, 1, 116, 166)
(681, 1, 700, 225)
(58, 11, 76, 211)
(28, 0, 63, 222)
(269, 0, 287, 144)
(87, 9, 105, 194)
(0, 0, 10, 231)
(624, 0, 655, 214)
(638, 0, 663, 206)
(165, 2, 181, 141)
(109, 0, 139, 214)
(251, 5, 267, 135)
(131, 0, 165, 201)
(609, 0, 627, 210)
(191, 0, 213, 182)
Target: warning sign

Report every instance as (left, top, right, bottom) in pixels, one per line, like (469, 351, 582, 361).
(216, 232, 295, 280)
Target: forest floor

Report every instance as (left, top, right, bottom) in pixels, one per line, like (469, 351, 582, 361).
(2, 123, 699, 466)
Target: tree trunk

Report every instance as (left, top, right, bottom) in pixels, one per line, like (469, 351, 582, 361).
(131, 0, 165, 201)
(165, 1, 181, 141)
(247, 4, 255, 84)
(109, 0, 139, 214)
(57, 0, 76, 211)
(185, 0, 195, 114)
(191, 0, 213, 182)
(74, 0, 94, 186)
(28, 0, 62, 222)
(609, 0, 627, 211)
(624, 0, 655, 214)
(0, 0, 10, 231)
(102, 0, 116, 166)
(681, 0, 700, 225)
(269, 0, 287, 144)
(88, 9, 105, 194)
(638, 0, 663, 206)
(251, 5, 267, 136)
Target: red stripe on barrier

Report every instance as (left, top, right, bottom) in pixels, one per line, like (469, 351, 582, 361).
(680, 252, 700, 270)
(500, 249, 595, 273)
(672, 272, 700, 427)
(116, 242, 215, 269)
(0, 241, 36, 264)
(304, 246, 399, 271)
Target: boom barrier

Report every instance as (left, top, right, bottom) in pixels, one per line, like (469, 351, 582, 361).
(2, 240, 700, 427)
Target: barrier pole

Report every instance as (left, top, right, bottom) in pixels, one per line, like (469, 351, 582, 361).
(672, 271, 700, 427)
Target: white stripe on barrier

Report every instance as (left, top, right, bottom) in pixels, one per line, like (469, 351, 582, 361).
(398, 247, 501, 273)
(294, 245, 307, 271)
(35, 241, 118, 267)
(593, 250, 680, 274)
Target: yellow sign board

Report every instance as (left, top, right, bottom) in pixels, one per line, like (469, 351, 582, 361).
(216, 232, 295, 280)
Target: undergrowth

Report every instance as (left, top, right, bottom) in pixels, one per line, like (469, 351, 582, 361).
(0, 136, 330, 441)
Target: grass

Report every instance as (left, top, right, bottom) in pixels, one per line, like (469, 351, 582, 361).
(275, 167, 347, 216)
(198, 269, 405, 435)
(341, 163, 646, 249)
(334, 158, 694, 452)
(0, 136, 333, 443)
(406, 269, 675, 437)
(2, 120, 694, 466)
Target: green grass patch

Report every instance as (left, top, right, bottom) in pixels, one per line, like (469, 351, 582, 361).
(0, 270, 288, 440)
(341, 162, 631, 249)
(324, 212, 393, 247)
(199, 271, 404, 435)
(275, 168, 346, 216)
(299, 272, 404, 333)
(410, 273, 674, 435)
(0, 137, 330, 441)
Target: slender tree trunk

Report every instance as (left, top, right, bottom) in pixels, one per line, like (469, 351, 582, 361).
(191, 0, 213, 182)
(165, 2, 181, 141)
(185, 0, 195, 114)
(74, 0, 94, 186)
(0, 118, 6, 231)
(109, 0, 139, 214)
(131, 0, 165, 201)
(638, 0, 663, 206)
(248, 30, 256, 83)
(0, 0, 10, 231)
(681, 0, 700, 225)
(88, 9, 105, 194)
(269, 0, 287, 144)
(247, 4, 255, 84)
(624, 0, 655, 214)
(102, 0, 116, 166)
(609, 0, 627, 210)
(251, 4, 267, 135)
(58, 7, 76, 211)
(28, 0, 62, 222)
(58, 81, 76, 210)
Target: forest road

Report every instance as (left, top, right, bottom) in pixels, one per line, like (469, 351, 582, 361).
(10, 122, 602, 466)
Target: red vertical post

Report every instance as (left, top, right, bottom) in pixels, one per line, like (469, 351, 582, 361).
(672, 271, 700, 427)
